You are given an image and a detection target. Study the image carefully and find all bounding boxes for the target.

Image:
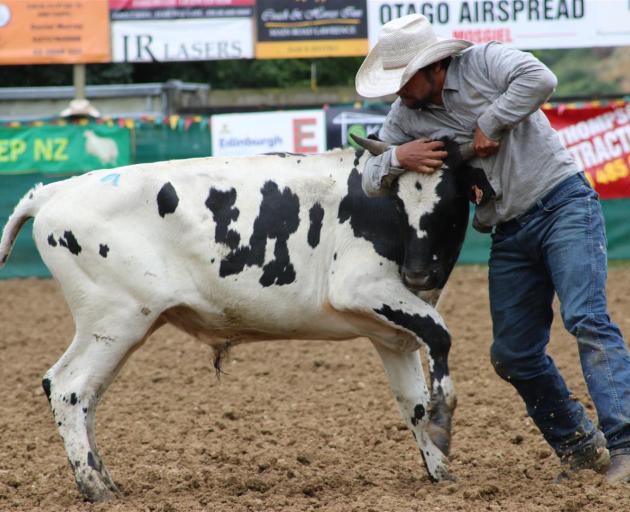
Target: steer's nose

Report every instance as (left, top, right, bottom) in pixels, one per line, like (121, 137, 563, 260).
(402, 270, 438, 291)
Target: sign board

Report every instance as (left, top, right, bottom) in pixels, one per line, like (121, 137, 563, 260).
(367, 0, 630, 50)
(0, 125, 131, 174)
(110, 0, 254, 19)
(547, 103, 630, 200)
(110, 0, 254, 62)
(325, 106, 388, 149)
(211, 110, 326, 157)
(322, 101, 630, 199)
(0, 0, 111, 64)
(256, 0, 368, 58)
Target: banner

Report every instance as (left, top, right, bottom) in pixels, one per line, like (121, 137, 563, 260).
(322, 101, 630, 199)
(367, 1, 630, 50)
(0, 125, 131, 174)
(547, 103, 630, 200)
(255, 0, 368, 59)
(110, 0, 254, 19)
(325, 106, 388, 149)
(110, 0, 254, 62)
(211, 110, 326, 157)
(0, 0, 110, 64)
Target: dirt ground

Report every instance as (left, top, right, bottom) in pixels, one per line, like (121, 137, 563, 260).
(1, 265, 630, 512)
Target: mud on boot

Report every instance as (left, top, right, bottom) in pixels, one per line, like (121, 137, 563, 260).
(556, 430, 610, 482)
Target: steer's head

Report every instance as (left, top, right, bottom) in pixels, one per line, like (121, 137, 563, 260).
(353, 135, 493, 292)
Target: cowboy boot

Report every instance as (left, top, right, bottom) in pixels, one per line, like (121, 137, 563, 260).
(556, 431, 610, 482)
(606, 451, 630, 484)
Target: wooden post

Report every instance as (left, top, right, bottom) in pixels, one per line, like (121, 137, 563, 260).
(310, 62, 318, 93)
(73, 64, 86, 100)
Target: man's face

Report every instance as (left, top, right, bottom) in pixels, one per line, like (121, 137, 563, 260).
(397, 68, 437, 110)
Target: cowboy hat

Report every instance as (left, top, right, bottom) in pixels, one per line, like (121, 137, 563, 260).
(60, 98, 101, 118)
(356, 14, 472, 98)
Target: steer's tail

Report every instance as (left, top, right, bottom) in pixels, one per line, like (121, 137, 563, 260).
(0, 182, 63, 268)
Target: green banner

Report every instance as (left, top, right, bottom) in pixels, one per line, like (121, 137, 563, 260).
(0, 125, 131, 174)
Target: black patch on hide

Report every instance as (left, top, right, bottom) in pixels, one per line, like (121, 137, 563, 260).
(337, 168, 405, 265)
(374, 304, 451, 381)
(42, 378, 52, 402)
(218, 180, 300, 287)
(58, 231, 82, 255)
(205, 187, 241, 250)
(307, 203, 324, 248)
(157, 182, 179, 218)
(411, 404, 426, 426)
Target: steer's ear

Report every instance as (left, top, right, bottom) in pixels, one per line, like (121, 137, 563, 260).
(350, 134, 391, 156)
(458, 165, 496, 206)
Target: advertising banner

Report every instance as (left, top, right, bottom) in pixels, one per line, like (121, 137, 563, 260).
(325, 106, 388, 149)
(547, 103, 630, 200)
(211, 110, 326, 157)
(110, 0, 254, 62)
(323, 101, 630, 199)
(109, 0, 254, 19)
(367, 1, 630, 50)
(0, 125, 131, 174)
(0, 0, 111, 64)
(256, 0, 368, 59)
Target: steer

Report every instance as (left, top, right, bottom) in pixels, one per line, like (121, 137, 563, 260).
(0, 137, 491, 502)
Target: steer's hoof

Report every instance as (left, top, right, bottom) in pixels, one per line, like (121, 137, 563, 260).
(78, 481, 119, 503)
(427, 422, 451, 456)
(428, 464, 455, 483)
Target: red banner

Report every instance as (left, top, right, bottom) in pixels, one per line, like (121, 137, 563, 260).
(545, 102, 630, 200)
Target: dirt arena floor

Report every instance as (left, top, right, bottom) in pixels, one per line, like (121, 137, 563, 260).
(1, 265, 630, 511)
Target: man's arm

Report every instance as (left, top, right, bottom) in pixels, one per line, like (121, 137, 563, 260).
(362, 101, 447, 197)
(475, 42, 557, 143)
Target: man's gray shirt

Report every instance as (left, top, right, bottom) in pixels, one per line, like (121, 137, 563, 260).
(363, 41, 580, 229)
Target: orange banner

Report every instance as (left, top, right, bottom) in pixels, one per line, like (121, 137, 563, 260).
(0, 0, 111, 64)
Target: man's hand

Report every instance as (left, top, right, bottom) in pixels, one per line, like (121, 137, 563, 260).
(395, 139, 448, 174)
(473, 126, 500, 157)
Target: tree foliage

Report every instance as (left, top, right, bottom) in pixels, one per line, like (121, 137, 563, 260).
(1, 50, 625, 97)
(2, 57, 363, 89)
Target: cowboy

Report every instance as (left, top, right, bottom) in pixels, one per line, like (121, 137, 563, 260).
(356, 13, 630, 483)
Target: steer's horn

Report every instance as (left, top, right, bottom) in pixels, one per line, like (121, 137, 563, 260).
(350, 134, 391, 156)
(459, 142, 475, 161)
(352, 134, 476, 161)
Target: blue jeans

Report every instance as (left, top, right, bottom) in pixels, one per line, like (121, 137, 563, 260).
(489, 172, 630, 457)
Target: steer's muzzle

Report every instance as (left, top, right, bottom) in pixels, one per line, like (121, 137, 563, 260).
(402, 268, 443, 291)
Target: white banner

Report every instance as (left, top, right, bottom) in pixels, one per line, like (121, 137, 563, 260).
(111, 17, 253, 62)
(367, 0, 630, 50)
(211, 110, 327, 157)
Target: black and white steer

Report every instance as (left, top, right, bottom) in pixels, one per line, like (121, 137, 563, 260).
(0, 137, 491, 501)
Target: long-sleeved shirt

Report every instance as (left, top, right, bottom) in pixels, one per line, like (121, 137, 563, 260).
(362, 41, 579, 230)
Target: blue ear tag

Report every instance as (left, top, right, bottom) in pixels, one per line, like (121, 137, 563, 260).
(100, 173, 121, 187)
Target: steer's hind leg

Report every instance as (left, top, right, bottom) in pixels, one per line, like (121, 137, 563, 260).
(43, 306, 156, 502)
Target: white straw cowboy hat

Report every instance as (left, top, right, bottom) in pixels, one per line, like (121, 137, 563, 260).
(60, 98, 101, 118)
(356, 14, 472, 98)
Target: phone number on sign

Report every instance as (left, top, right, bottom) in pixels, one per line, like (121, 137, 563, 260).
(585, 156, 630, 187)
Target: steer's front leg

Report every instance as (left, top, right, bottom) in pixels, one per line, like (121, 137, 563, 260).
(330, 271, 457, 480)
(371, 341, 453, 481)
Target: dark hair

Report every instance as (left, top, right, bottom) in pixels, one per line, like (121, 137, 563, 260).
(418, 56, 452, 77)
(436, 56, 452, 70)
